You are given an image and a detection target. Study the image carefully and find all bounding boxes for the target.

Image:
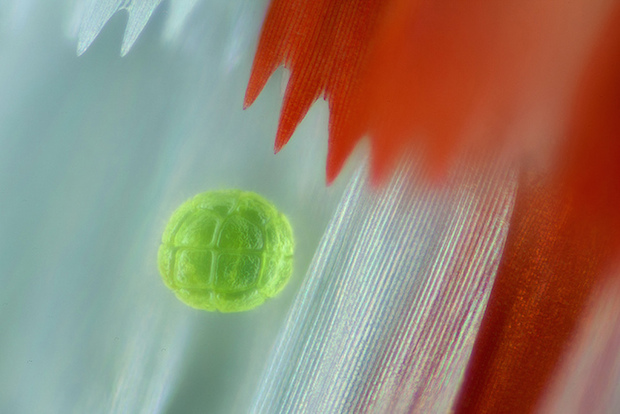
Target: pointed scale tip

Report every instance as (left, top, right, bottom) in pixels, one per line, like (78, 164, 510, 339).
(243, 88, 257, 110)
(245, 62, 277, 111)
(325, 153, 346, 186)
(273, 130, 289, 154)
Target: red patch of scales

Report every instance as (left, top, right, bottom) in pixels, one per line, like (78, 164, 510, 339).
(246, 1, 620, 412)
(245, 0, 580, 184)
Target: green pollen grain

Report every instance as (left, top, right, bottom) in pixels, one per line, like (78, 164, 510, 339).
(158, 190, 294, 312)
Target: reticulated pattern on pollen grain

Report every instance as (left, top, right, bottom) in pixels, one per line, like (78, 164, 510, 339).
(158, 190, 294, 312)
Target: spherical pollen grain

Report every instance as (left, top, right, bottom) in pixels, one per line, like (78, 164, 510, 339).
(157, 190, 294, 312)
